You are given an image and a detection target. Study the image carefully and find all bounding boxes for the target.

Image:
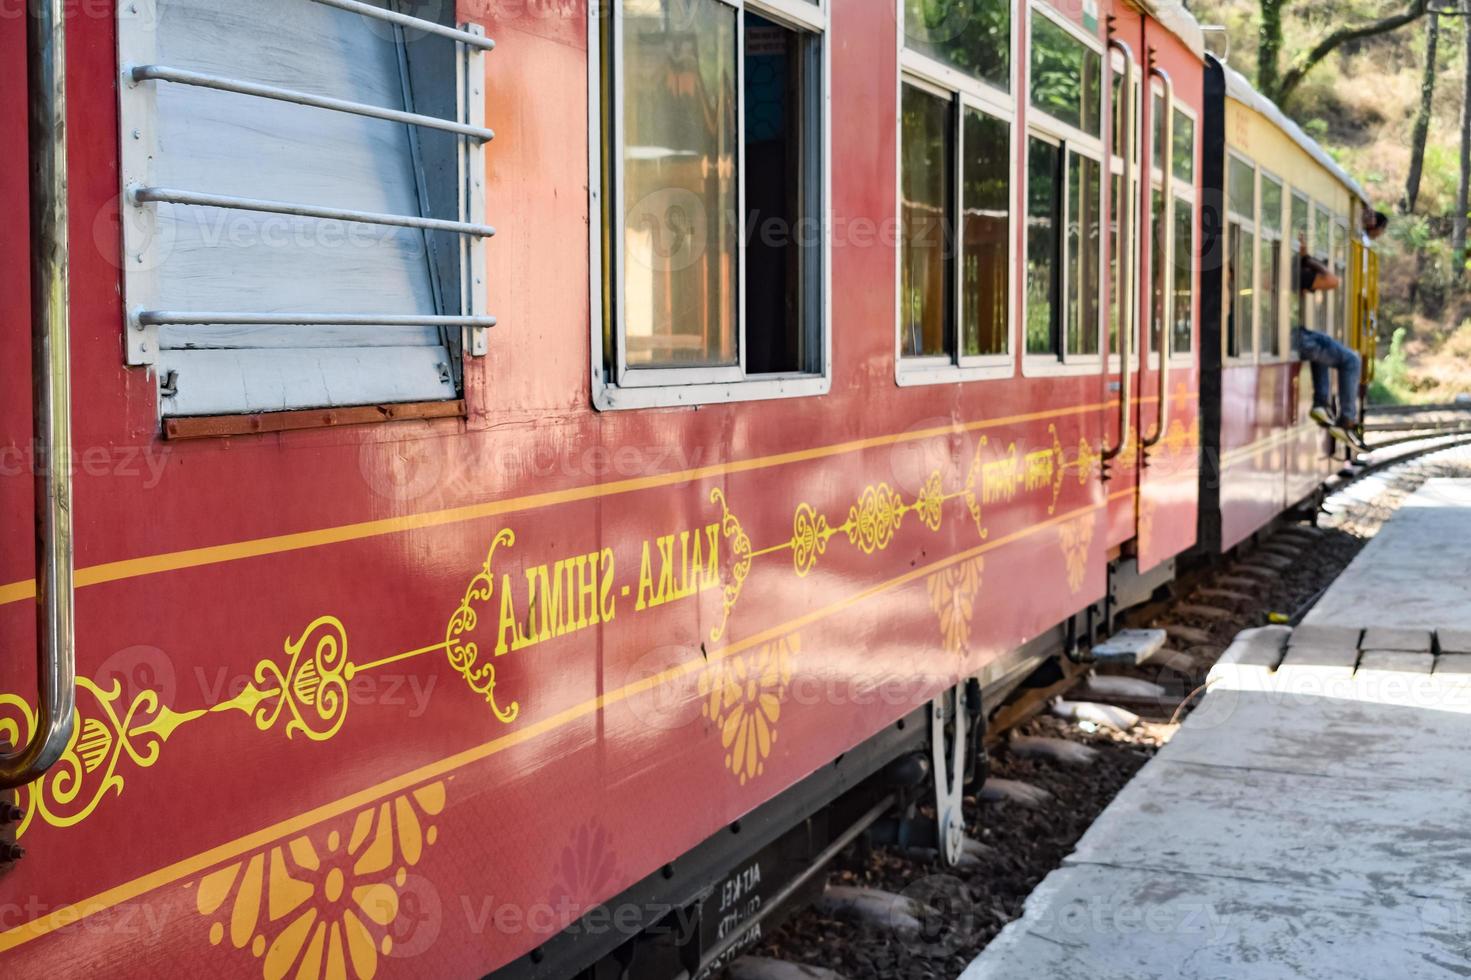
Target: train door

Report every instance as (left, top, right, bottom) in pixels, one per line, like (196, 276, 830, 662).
(1132, 22, 1201, 571)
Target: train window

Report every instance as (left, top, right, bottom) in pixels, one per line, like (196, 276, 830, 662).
(1171, 193, 1194, 355)
(900, 83, 955, 360)
(1226, 156, 1257, 359)
(592, 0, 830, 409)
(1066, 154, 1103, 356)
(898, 8, 1016, 384)
(1030, 13, 1102, 138)
(904, 0, 1011, 93)
(1312, 203, 1332, 334)
(1333, 218, 1350, 340)
(962, 109, 1013, 358)
(1150, 186, 1166, 353)
(1152, 92, 1166, 174)
(118, 0, 490, 420)
(1259, 175, 1285, 358)
(1024, 10, 1103, 372)
(1289, 192, 1309, 344)
(1172, 109, 1194, 184)
(1026, 137, 1063, 356)
(1108, 54, 1140, 362)
(1109, 170, 1136, 356)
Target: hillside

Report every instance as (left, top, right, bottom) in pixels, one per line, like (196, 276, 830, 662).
(1191, 0, 1471, 401)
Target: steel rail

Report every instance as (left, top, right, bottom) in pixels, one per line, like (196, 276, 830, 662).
(135, 311, 497, 328)
(128, 65, 495, 142)
(131, 186, 497, 238)
(308, 0, 496, 51)
(2, 0, 77, 791)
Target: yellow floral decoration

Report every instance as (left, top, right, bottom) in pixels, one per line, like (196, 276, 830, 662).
(700, 634, 796, 786)
(1058, 514, 1096, 594)
(925, 557, 985, 654)
(194, 781, 446, 980)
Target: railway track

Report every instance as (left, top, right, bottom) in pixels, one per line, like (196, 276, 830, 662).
(1363, 401, 1471, 442)
(725, 433, 1471, 980)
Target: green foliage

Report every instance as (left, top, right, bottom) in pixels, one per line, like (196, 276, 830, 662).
(1368, 327, 1413, 404)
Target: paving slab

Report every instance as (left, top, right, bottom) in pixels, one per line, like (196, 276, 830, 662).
(1436, 654, 1471, 676)
(1439, 629, 1471, 655)
(1159, 684, 1471, 781)
(1357, 651, 1435, 674)
(1277, 643, 1359, 677)
(1305, 479, 1471, 633)
(1361, 627, 1434, 652)
(1066, 759, 1471, 904)
(959, 865, 1471, 980)
(1288, 622, 1362, 648)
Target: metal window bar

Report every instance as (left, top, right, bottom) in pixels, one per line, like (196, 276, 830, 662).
(131, 186, 496, 238)
(136, 311, 497, 327)
(309, 0, 496, 51)
(128, 64, 495, 142)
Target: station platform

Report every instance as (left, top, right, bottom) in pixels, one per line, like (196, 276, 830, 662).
(960, 479, 1471, 980)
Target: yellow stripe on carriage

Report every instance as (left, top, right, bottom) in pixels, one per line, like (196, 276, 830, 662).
(0, 397, 1181, 609)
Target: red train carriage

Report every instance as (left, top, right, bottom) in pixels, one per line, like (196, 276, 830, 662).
(0, 1, 1368, 978)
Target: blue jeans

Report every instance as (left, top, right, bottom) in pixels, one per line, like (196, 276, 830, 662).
(1298, 329, 1362, 423)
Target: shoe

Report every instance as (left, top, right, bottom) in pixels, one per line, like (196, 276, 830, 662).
(1328, 418, 1367, 451)
(1308, 406, 1332, 427)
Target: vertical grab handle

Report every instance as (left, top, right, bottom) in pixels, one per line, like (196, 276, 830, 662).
(1101, 36, 1136, 465)
(1, 0, 77, 790)
(1142, 60, 1174, 452)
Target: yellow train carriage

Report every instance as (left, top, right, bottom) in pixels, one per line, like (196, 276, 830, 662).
(1199, 56, 1379, 553)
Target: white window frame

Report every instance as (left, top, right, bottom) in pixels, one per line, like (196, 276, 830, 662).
(117, 0, 490, 416)
(1310, 199, 1333, 338)
(1287, 188, 1311, 350)
(1256, 167, 1287, 363)
(587, 0, 832, 411)
(1164, 100, 1197, 365)
(1224, 150, 1258, 364)
(895, 0, 1019, 387)
(1332, 213, 1350, 341)
(1142, 79, 1164, 359)
(1022, 4, 1106, 378)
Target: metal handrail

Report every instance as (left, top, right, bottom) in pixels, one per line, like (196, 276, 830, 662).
(131, 186, 497, 238)
(128, 65, 496, 142)
(2, 0, 77, 791)
(135, 311, 497, 327)
(1142, 62, 1175, 453)
(1101, 36, 1136, 464)
(309, 0, 496, 51)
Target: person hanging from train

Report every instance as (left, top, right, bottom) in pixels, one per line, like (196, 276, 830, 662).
(1362, 209, 1390, 241)
(1295, 232, 1366, 450)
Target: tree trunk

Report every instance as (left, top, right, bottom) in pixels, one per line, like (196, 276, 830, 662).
(1455, 14, 1471, 281)
(1259, 0, 1285, 96)
(1403, 11, 1440, 214)
(1274, 0, 1430, 106)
